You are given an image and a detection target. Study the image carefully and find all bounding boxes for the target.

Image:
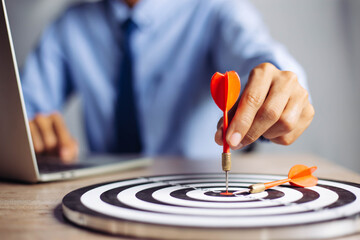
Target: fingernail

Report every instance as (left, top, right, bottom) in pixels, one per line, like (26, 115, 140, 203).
(230, 132, 242, 147)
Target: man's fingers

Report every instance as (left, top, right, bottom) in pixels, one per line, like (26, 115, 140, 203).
(29, 121, 44, 153)
(226, 63, 274, 149)
(240, 79, 291, 147)
(262, 91, 306, 139)
(51, 113, 78, 162)
(215, 117, 224, 145)
(30, 112, 78, 162)
(217, 117, 223, 130)
(59, 139, 78, 163)
(215, 127, 223, 146)
(34, 114, 58, 153)
(269, 103, 315, 145)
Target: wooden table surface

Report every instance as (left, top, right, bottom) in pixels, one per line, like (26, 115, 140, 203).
(1, 153, 360, 240)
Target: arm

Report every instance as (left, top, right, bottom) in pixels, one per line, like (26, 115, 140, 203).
(21, 21, 78, 162)
(212, 0, 314, 148)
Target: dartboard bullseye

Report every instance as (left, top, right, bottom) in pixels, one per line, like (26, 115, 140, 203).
(62, 173, 360, 240)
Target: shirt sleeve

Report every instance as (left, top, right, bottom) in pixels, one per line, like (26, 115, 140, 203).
(211, 0, 309, 93)
(20, 20, 74, 120)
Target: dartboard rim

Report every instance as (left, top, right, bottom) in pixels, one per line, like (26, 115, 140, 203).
(62, 173, 360, 240)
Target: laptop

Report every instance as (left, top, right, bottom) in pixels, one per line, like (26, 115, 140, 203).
(0, 0, 151, 183)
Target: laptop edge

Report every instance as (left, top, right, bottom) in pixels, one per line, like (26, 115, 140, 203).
(0, 0, 151, 183)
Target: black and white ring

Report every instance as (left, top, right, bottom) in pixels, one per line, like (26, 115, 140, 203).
(62, 173, 360, 239)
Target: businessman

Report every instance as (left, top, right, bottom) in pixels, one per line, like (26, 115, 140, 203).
(21, 0, 314, 161)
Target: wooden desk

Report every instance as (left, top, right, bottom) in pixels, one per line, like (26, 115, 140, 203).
(1, 153, 360, 240)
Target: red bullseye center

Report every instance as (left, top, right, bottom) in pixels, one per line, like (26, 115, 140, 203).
(220, 191, 233, 196)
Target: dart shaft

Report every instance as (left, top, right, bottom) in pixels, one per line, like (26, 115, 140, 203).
(264, 178, 291, 189)
(223, 110, 230, 153)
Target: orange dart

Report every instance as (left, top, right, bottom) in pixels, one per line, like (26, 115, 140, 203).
(210, 71, 241, 193)
(233, 165, 318, 194)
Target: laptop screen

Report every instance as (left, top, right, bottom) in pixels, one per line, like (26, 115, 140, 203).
(6, 0, 92, 160)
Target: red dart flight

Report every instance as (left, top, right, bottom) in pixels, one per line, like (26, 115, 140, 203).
(210, 71, 241, 154)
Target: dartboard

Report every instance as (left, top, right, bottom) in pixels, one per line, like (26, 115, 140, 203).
(62, 173, 360, 239)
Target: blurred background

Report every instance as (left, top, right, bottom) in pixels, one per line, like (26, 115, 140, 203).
(5, 0, 360, 171)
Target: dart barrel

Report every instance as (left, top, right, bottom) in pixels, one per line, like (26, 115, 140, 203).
(249, 183, 266, 193)
(222, 153, 231, 171)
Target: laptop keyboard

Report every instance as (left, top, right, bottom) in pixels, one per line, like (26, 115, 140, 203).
(37, 162, 94, 173)
(36, 155, 141, 174)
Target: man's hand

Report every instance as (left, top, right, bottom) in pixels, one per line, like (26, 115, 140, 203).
(29, 112, 78, 162)
(215, 63, 315, 149)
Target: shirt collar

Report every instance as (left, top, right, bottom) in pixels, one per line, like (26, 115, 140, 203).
(107, 0, 153, 29)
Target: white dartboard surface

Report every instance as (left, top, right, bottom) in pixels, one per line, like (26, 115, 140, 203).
(62, 173, 360, 240)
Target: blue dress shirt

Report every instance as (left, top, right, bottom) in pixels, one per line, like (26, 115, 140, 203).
(20, 0, 307, 159)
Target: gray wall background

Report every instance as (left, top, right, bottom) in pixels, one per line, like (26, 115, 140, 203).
(5, 0, 360, 171)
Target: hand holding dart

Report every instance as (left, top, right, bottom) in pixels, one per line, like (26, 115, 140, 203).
(210, 71, 241, 193)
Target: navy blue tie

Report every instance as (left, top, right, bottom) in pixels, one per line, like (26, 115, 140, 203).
(115, 18, 142, 153)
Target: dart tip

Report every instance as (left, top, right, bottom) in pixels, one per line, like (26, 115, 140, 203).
(225, 171, 229, 192)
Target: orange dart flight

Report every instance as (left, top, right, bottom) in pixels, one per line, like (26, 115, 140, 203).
(234, 165, 318, 195)
(210, 71, 241, 193)
(210, 71, 241, 153)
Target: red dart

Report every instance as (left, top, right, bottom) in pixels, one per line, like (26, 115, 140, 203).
(210, 71, 241, 193)
(234, 165, 318, 195)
